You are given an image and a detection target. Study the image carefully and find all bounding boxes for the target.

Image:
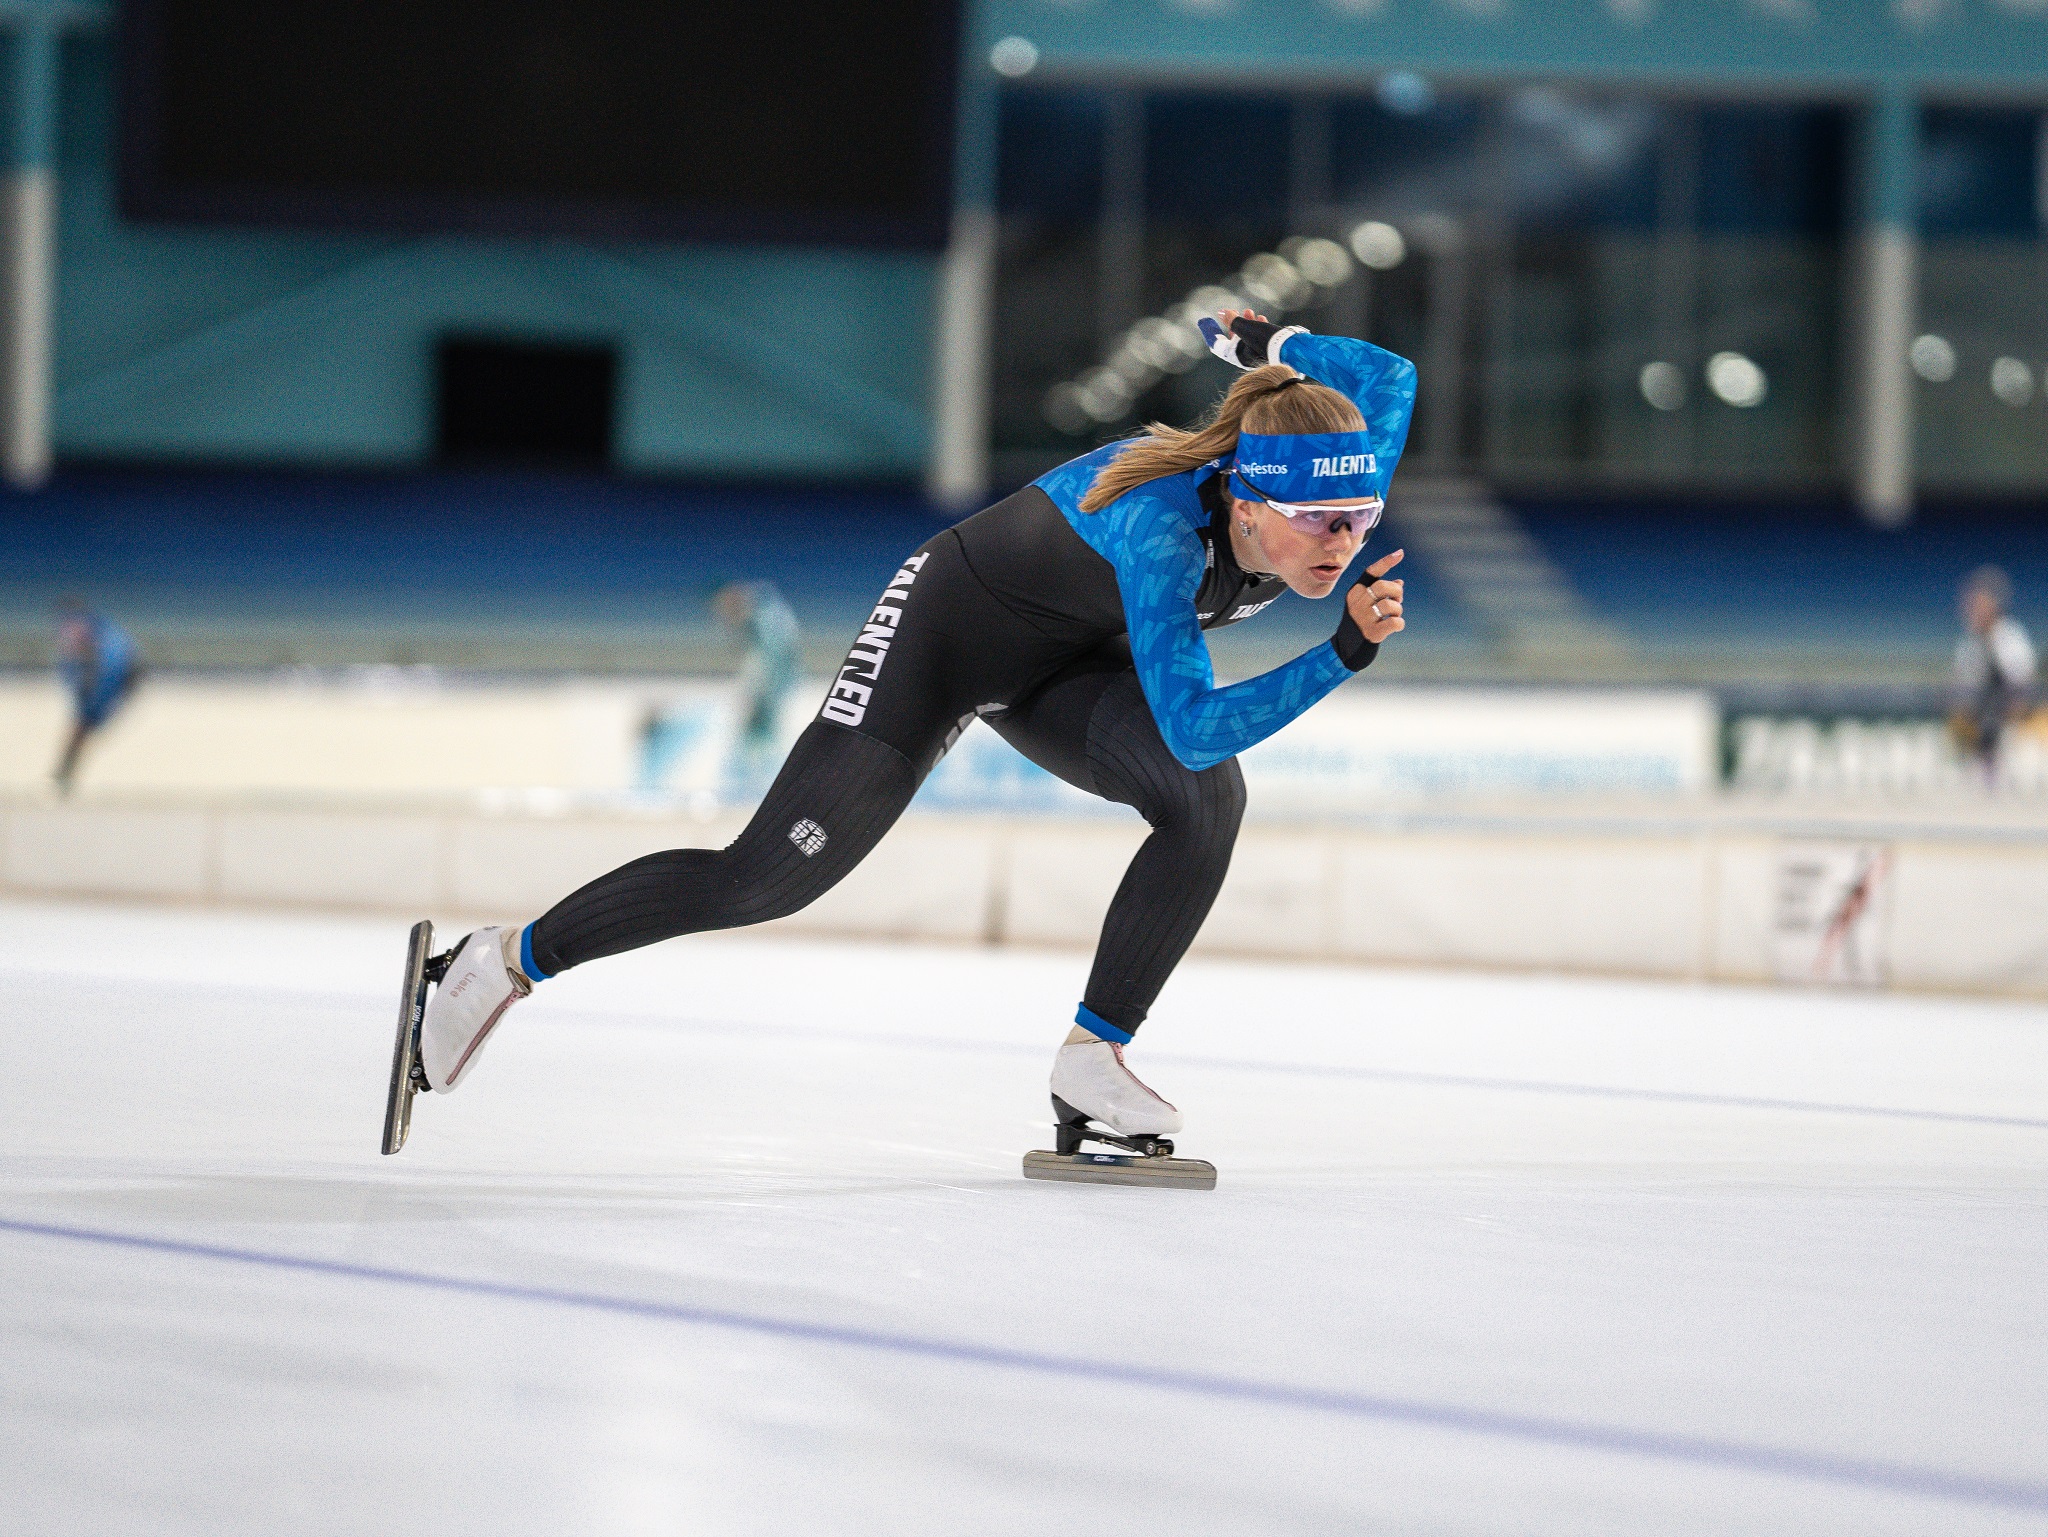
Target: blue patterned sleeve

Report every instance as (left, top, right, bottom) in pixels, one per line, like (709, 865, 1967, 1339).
(1275, 332, 1417, 494)
(1105, 490, 1353, 773)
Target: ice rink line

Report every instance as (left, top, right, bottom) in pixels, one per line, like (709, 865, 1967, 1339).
(7, 1211, 2047, 1517)
(564, 1007, 2048, 1131)
(72, 963, 2047, 1132)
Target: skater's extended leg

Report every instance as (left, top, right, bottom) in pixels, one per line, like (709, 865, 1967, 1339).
(410, 528, 1045, 1100)
(416, 724, 918, 1093)
(527, 720, 919, 975)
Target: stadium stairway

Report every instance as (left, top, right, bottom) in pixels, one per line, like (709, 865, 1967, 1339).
(1386, 479, 1635, 675)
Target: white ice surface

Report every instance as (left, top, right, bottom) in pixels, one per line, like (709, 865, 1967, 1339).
(2, 897, 2046, 1536)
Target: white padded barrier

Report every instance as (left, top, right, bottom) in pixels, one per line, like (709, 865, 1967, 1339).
(1190, 827, 1341, 960)
(1889, 842, 2048, 994)
(6, 805, 214, 899)
(216, 810, 447, 910)
(3, 794, 2046, 998)
(1000, 821, 1147, 949)
(1327, 832, 1713, 977)
(1705, 837, 1780, 985)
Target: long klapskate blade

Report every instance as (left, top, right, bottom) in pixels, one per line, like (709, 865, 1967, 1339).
(1022, 1149, 1217, 1190)
(381, 920, 434, 1155)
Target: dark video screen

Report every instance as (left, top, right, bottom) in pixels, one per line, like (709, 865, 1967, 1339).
(120, 0, 961, 247)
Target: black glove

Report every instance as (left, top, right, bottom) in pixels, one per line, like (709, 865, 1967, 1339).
(1331, 572, 1380, 673)
(1198, 316, 1307, 371)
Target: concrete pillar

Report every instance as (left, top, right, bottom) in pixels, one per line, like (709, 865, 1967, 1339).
(0, 21, 55, 489)
(926, 33, 1000, 512)
(1096, 90, 1144, 352)
(1851, 86, 1919, 528)
(928, 204, 996, 510)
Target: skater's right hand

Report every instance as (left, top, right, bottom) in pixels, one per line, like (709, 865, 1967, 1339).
(1332, 549, 1404, 671)
(1348, 549, 1405, 643)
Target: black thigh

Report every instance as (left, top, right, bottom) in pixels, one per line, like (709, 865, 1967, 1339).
(819, 527, 1069, 781)
(988, 642, 1247, 830)
(982, 642, 1129, 794)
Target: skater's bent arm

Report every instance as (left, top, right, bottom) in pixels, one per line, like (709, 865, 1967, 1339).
(1110, 493, 1353, 773)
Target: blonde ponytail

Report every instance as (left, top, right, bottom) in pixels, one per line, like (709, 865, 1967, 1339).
(1077, 364, 1365, 514)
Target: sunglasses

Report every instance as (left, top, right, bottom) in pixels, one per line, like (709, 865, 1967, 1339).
(1257, 495, 1384, 537)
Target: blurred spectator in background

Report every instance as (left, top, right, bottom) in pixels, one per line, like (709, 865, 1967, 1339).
(53, 598, 141, 796)
(1950, 566, 2036, 784)
(714, 580, 801, 795)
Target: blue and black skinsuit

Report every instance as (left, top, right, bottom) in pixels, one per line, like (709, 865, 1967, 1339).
(54, 610, 141, 791)
(529, 331, 1416, 1040)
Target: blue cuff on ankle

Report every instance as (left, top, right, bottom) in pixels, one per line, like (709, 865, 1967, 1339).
(518, 922, 551, 983)
(1074, 1003, 1131, 1045)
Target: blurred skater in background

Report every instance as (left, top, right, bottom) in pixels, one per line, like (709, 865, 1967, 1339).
(1951, 566, 2037, 786)
(714, 579, 802, 797)
(52, 598, 141, 797)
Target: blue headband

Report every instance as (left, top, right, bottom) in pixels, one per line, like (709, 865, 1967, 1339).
(1228, 430, 1381, 504)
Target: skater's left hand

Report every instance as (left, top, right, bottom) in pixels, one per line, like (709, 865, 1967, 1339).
(1347, 549, 1405, 644)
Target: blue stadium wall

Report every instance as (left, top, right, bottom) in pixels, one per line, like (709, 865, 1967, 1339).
(49, 34, 936, 480)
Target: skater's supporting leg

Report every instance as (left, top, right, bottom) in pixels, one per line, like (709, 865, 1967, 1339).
(527, 721, 920, 975)
(992, 657, 1247, 1039)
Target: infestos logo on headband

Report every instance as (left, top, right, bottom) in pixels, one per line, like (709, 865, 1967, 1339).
(1234, 428, 1382, 501)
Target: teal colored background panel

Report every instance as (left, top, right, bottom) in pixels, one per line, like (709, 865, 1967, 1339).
(986, 0, 2048, 91)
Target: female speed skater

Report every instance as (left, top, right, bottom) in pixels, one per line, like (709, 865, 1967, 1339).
(393, 311, 1416, 1179)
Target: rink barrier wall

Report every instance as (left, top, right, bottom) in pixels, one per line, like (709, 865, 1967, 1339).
(5, 796, 2047, 997)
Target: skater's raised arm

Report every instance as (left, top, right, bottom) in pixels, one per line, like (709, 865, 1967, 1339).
(1202, 312, 1417, 494)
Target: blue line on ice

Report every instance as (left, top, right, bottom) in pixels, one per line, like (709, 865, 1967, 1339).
(13, 968, 2044, 1131)
(602, 1011, 2048, 1132)
(6, 1214, 2044, 1513)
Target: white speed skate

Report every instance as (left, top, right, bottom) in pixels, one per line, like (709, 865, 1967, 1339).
(1050, 1037, 1182, 1137)
(1024, 1035, 1216, 1190)
(381, 921, 531, 1154)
